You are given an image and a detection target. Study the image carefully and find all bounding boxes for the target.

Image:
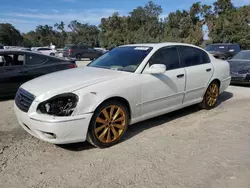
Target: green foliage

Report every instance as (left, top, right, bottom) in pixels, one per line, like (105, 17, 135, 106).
(0, 0, 249, 49)
(0, 23, 23, 45)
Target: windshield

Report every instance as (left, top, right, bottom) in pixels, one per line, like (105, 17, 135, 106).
(232, 51, 250, 60)
(88, 46, 153, 72)
(205, 45, 228, 52)
(63, 46, 70, 50)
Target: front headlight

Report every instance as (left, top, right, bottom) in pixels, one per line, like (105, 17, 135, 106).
(37, 93, 78, 116)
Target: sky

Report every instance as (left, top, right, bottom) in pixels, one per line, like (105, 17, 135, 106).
(0, 0, 249, 33)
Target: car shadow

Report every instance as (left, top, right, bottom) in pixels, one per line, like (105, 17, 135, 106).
(0, 95, 15, 101)
(230, 83, 250, 88)
(123, 91, 233, 142)
(58, 91, 233, 151)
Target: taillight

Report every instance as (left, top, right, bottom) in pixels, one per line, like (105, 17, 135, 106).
(68, 63, 77, 68)
(68, 49, 72, 54)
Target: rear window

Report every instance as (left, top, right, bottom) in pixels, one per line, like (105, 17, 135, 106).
(205, 45, 229, 52)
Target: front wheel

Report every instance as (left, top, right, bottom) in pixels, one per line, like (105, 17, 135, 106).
(200, 81, 219, 109)
(87, 100, 129, 148)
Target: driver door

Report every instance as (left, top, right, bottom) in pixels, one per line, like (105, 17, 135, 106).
(0, 53, 25, 95)
(140, 47, 186, 118)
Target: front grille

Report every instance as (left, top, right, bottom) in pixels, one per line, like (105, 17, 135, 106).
(15, 88, 35, 112)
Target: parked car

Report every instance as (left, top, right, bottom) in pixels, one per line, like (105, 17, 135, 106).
(94, 47, 107, 54)
(63, 44, 103, 60)
(205, 43, 241, 60)
(14, 43, 231, 148)
(19, 47, 31, 51)
(0, 49, 77, 97)
(228, 50, 250, 84)
(32, 47, 58, 56)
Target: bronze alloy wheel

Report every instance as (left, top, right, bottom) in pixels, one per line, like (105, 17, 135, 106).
(200, 81, 220, 109)
(94, 105, 126, 143)
(87, 100, 129, 148)
(205, 83, 219, 107)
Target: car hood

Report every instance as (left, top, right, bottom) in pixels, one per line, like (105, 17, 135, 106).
(228, 60, 250, 73)
(21, 66, 129, 101)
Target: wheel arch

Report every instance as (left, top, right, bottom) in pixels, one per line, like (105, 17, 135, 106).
(203, 78, 221, 97)
(94, 96, 132, 120)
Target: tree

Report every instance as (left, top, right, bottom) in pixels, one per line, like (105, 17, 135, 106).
(209, 4, 250, 49)
(213, 0, 234, 15)
(68, 20, 99, 47)
(0, 23, 23, 45)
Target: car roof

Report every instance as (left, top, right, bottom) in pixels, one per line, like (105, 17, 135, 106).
(0, 49, 70, 61)
(0, 49, 41, 54)
(121, 42, 206, 50)
(208, 43, 239, 46)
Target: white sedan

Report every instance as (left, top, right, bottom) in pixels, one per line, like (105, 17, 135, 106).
(14, 43, 231, 148)
(32, 47, 58, 56)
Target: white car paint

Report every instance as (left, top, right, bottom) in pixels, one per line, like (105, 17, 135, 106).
(14, 43, 231, 144)
(32, 47, 58, 56)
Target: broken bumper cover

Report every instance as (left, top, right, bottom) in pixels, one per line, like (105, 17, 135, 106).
(14, 103, 93, 144)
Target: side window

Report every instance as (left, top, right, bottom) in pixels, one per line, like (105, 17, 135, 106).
(25, 54, 47, 65)
(149, 47, 180, 70)
(179, 46, 209, 67)
(200, 50, 211, 64)
(0, 54, 24, 66)
(0, 55, 4, 66)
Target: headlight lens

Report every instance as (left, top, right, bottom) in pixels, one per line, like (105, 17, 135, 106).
(37, 93, 78, 116)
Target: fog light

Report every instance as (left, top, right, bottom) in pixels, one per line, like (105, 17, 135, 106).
(42, 132, 56, 139)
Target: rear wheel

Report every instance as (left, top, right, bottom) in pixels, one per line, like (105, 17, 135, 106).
(87, 100, 129, 148)
(75, 54, 81, 61)
(200, 81, 219, 109)
(50, 53, 55, 56)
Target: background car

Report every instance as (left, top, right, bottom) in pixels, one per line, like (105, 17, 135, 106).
(63, 44, 103, 60)
(205, 43, 241, 60)
(94, 47, 107, 54)
(228, 50, 250, 84)
(0, 49, 77, 97)
(14, 43, 231, 148)
(32, 47, 58, 56)
(0, 45, 4, 49)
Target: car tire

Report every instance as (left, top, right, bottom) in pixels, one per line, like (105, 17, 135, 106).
(75, 54, 81, 61)
(200, 81, 220, 109)
(50, 53, 55, 56)
(87, 100, 129, 148)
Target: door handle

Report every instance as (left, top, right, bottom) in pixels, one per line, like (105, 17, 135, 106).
(177, 74, 184, 78)
(206, 68, 212, 72)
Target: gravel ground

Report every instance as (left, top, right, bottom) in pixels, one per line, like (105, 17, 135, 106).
(0, 85, 250, 188)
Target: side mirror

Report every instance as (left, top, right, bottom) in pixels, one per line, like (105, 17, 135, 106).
(145, 64, 166, 74)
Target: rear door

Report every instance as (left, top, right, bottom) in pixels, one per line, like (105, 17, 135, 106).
(0, 53, 25, 95)
(79, 45, 88, 58)
(37, 48, 51, 56)
(178, 46, 213, 106)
